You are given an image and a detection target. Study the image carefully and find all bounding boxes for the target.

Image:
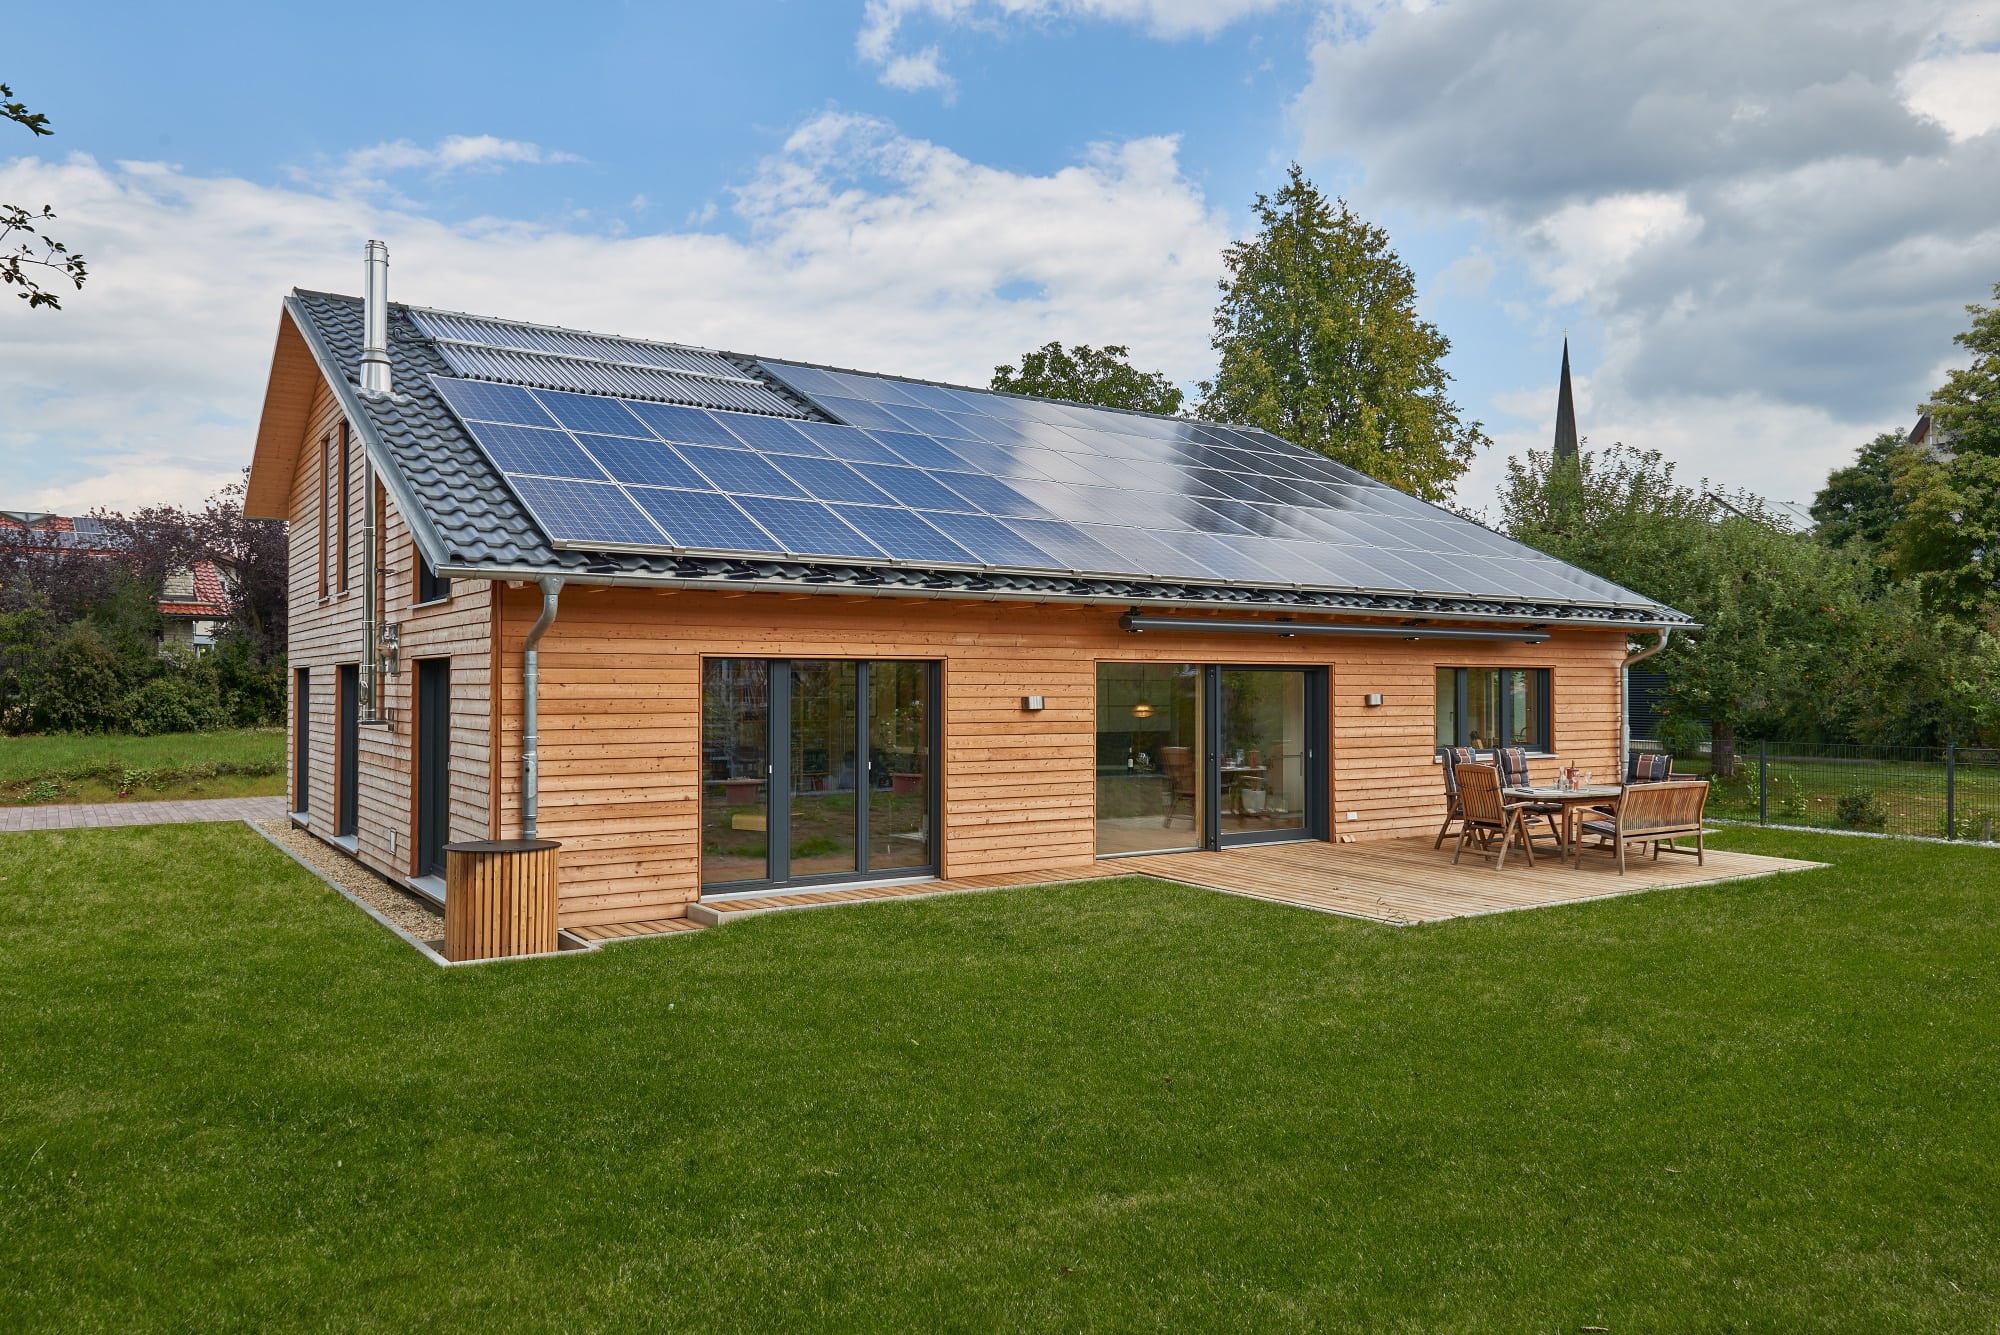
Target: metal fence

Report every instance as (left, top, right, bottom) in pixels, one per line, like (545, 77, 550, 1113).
(1634, 741, 2000, 842)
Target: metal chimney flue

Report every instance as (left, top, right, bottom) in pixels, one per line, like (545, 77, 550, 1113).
(360, 239, 392, 395)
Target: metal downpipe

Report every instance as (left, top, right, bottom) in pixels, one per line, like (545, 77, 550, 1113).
(521, 577, 563, 840)
(1620, 627, 1675, 760)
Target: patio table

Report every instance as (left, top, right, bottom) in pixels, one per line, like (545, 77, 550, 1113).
(1504, 785, 1622, 866)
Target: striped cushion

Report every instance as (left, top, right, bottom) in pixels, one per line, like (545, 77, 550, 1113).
(1628, 753, 1672, 783)
(1497, 746, 1532, 787)
(1439, 746, 1479, 794)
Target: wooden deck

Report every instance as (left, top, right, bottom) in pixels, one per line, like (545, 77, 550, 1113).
(576, 834, 1822, 939)
(1112, 836, 1823, 925)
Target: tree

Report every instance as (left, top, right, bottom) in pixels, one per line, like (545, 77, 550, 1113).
(990, 342, 1184, 415)
(2, 81, 88, 310)
(1501, 444, 2000, 769)
(1809, 430, 1907, 560)
(1888, 283, 2000, 619)
(1199, 165, 1486, 501)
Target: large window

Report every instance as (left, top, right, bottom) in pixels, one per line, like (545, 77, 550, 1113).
(1095, 662, 1204, 855)
(1435, 667, 1551, 752)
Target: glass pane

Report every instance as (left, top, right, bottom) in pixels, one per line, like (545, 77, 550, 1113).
(1435, 668, 1457, 747)
(1096, 662, 1203, 855)
(1508, 669, 1543, 750)
(789, 660, 859, 877)
(867, 661, 932, 870)
(1466, 668, 1503, 751)
(1220, 670, 1309, 837)
(702, 659, 769, 884)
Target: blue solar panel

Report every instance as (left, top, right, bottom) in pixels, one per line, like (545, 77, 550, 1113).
(769, 456, 898, 505)
(675, 445, 808, 498)
(507, 477, 664, 546)
(789, 420, 905, 463)
(1000, 520, 1128, 574)
(851, 465, 972, 512)
(921, 470, 1051, 519)
(864, 431, 967, 471)
(628, 487, 774, 551)
(831, 506, 979, 563)
(434, 377, 556, 427)
(913, 512, 1057, 568)
(734, 497, 884, 560)
(574, 435, 710, 490)
(467, 423, 608, 480)
(624, 400, 750, 449)
(818, 396, 912, 432)
(718, 413, 823, 455)
(533, 388, 650, 437)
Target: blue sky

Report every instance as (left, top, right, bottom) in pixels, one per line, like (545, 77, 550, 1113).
(5, 0, 1998, 515)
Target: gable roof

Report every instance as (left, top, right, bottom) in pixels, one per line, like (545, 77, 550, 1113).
(254, 290, 1691, 630)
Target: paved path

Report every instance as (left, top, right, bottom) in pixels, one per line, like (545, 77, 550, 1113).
(0, 795, 287, 833)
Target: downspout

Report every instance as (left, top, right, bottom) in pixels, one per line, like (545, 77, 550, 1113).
(521, 576, 563, 840)
(1621, 627, 1675, 760)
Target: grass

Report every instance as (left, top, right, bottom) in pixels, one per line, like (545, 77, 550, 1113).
(0, 728, 284, 805)
(2, 824, 1996, 1329)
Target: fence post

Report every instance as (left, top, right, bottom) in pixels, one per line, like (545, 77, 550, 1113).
(1946, 741, 1956, 841)
(1758, 740, 1768, 826)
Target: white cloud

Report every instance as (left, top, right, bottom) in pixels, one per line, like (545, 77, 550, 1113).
(1295, 0, 2000, 503)
(1900, 50, 2000, 142)
(857, 0, 1293, 93)
(289, 133, 583, 196)
(0, 116, 1228, 513)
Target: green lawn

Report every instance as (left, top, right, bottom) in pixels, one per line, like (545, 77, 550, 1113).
(0, 728, 284, 805)
(2, 824, 1995, 1330)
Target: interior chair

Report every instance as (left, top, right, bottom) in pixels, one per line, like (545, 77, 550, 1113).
(1159, 746, 1198, 830)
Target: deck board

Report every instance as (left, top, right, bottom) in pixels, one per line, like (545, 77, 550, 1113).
(681, 835, 1822, 929)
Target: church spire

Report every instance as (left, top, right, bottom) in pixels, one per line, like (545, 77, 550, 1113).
(1553, 337, 1579, 463)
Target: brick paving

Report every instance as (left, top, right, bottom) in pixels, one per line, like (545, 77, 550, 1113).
(0, 795, 287, 833)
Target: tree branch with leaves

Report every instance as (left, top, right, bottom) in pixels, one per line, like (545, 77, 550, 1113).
(2, 81, 88, 310)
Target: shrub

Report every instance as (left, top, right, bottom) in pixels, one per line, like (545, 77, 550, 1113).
(122, 674, 228, 737)
(1836, 789, 1890, 831)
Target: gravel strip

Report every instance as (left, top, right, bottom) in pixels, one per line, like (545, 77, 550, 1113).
(256, 817, 443, 939)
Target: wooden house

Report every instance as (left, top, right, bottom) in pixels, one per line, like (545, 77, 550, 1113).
(245, 244, 1691, 933)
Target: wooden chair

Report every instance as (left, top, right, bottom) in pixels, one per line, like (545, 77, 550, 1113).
(1575, 781, 1709, 874)
(1593, 752, 1681, 815)
(1496, 745, 1564, 848)
(1451, 763, 1537, 869)
(1159, 746, 1198, 830)
(1433, 745, 1478, 848)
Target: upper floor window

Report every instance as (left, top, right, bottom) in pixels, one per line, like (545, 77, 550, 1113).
(318, 434, 333, 598)
(336, 423, 351, 593)
(416, 547, 451, 605)
(1435, 667, 1551, 752)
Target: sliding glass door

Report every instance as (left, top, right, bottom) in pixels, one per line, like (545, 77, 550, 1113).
(1096, 663, 1327, 855)
(702, 659, 936, 895)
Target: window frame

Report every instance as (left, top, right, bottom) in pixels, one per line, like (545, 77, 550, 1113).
(336, 422, 351, 593)
(1436, 666, 1553, 754)
(317, 433, 332, 600)
(415, 544, 452, 607)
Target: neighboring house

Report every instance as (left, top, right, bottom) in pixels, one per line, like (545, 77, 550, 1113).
(0, 510, 232, 650)
(245, 245, 1691, 932)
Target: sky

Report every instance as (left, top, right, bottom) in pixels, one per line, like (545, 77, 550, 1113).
(3, 0, 1998, 520)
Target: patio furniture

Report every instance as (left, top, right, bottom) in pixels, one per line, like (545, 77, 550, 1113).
(1159, 746, 1198, 830)
(1592, 752, 1682, 814)
(1497, 746, 1565, 847)
(1452, 763, 1539, 869)
(1576, 780, 1710, 874)
(1433, 745, 1479, 848)
(1503, 782, 1625, 865)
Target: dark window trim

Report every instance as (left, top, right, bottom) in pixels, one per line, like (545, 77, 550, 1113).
(416, 544, 452, 606)
(317, 434, 332, 600)
(1437, 666, 1553, 753)
(336, 422, 351, 593)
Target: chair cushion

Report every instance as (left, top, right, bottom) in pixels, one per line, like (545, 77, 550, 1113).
(1513, 801, 1563, 814)
(1578, 818, 1619, 838)
(1628, 753, 1672, 783)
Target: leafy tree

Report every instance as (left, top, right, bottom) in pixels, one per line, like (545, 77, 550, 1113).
(991, 341, 1185, 415)
(1809, 431, 1908, 560)
(2, 82, 88, 310)
(1199, 164, 1486, 501)
(1888, 282, 2000, 618)
(1502, 444, 2000, 769)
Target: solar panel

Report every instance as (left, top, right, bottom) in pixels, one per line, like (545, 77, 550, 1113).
(507, 477, 664, 546)
(628, 488, 774, 551)
(734, 497, 885, 560)
(434, 364, 1649, 606)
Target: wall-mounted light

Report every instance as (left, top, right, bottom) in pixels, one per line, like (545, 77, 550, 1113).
(1022, 695, 1045, 712)
(1364, 693, 1384, 707)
